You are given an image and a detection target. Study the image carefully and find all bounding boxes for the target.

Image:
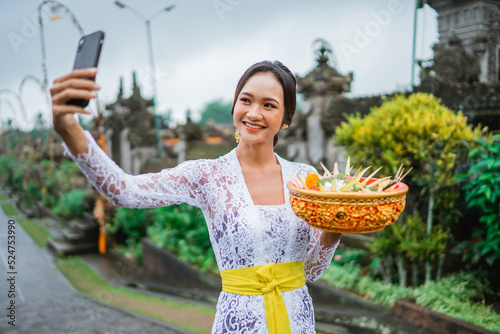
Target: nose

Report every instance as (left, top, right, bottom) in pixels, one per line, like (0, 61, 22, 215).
(246, 104, 263, 121)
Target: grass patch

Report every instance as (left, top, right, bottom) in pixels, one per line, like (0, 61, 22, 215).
(321, 264, 500, 333)
(17, 218, 53, 248)
(1, 202, 18, 216)
(0, 192, 8, 201)
(56, 256, 215, 334)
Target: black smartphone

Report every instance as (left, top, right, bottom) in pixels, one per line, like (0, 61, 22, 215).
(66, 30, 105, 107)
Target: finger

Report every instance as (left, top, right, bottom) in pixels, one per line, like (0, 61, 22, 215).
(53, 68, 98, 85)
(50, 78, 99, 97)
(52, 88, 96, 105)
(52, 88, 97, 105)
(53, 104, 91, 115)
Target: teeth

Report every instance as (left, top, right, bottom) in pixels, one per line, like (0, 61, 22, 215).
(245, 122, 263, 129)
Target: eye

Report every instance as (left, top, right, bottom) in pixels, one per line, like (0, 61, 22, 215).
(239, 97, 251, 103)
(264, 103, 276, 109)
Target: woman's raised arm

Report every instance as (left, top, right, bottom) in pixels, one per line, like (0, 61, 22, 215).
(63, 131, 209, 209)
(51, 68, 209, 210)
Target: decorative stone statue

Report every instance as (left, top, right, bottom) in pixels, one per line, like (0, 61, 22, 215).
(296, 39, 353, 169)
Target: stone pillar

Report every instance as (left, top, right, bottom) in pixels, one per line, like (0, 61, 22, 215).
(132, 150, 141, 175)
(328, 143, 348, 173)
(120, 128, 131, 174)
(130, 147, 155, 174)
(175, 131, 187, 165)
(105, 129, 113, 159)
(287, 125, 308, 164)
(307, 116, 325, 165)
(478, 50, 489, 83)
(306, 96, 334, 167)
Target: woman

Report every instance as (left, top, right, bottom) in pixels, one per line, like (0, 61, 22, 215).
(51, 61, 341, 333)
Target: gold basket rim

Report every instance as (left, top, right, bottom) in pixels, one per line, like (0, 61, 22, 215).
(287, 178, 408, 200)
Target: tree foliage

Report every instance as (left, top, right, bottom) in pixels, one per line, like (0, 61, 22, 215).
(368, 213, 448, 286)
(199, 99, 233, 125)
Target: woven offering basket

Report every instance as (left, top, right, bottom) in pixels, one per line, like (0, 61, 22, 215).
(287, 178, 409, 234)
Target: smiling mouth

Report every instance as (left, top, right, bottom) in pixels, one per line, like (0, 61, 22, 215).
(243, 121, 265, 129)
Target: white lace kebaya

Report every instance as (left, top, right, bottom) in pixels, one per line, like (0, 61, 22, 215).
(63, 131, 339, 334)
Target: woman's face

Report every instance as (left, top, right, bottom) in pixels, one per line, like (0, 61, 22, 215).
(233, 72, 285, 147)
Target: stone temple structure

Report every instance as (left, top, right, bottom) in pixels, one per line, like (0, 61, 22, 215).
(104, 73, 157, 174)
(426, 0, 500, 83)
(285, 40, 353, 170)
(418, 0, 500, 132)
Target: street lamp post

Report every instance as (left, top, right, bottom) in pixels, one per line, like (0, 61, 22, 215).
(115, 1, 175, 157)
(411, 0, 419, 91)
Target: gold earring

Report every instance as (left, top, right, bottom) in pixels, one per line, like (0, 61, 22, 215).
(235, 128, 240, 143)
(281, 123, 288, 130)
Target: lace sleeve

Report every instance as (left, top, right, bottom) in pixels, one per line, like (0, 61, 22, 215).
(63, 131, 208, 209)
(303, 229, 340, 283)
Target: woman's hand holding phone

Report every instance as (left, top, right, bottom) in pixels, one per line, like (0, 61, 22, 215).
(50, 30, 104, 156)
(51, 68, 99, 131)
(50, 68, 99, 155)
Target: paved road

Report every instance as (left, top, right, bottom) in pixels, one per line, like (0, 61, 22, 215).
(0, 201, 190, 334)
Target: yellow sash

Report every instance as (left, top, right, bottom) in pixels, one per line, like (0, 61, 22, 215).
(220, 261, 305, 334)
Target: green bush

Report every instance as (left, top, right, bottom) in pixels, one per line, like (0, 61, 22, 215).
(110, 208, 154, 246)
(413, 272, 498, 332)
(108, 204, 217, 273)
(0, 155, 19, 187)
(320, 261, 362, 290)
(55, 160, 86, 191)
(52, 189, 89, 219)
(24, 179, 41, 206)
(148, 204, 218, 273)
(0, 155, 88, 211)
(334, 93, 485, 227)
(40, 160, 59, 208)
(368, 213, 449, 286)
(0, 154, 45, 206)
(456, 135, 500, 267)
(332, 247, 367, 267)
(357, 276, 412, 306)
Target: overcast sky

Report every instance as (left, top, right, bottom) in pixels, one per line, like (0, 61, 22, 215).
(0, 0, 438, 130)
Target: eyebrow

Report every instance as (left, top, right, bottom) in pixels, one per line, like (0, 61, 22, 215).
(240, 91, 281, 105)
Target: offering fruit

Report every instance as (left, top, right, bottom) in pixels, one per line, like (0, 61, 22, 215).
(291, 158, 412, 193)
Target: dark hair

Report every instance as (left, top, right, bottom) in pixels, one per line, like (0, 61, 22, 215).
(231, 60, 297, 147)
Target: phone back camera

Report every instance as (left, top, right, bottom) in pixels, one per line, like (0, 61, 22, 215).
(78, 38, 85, 51)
